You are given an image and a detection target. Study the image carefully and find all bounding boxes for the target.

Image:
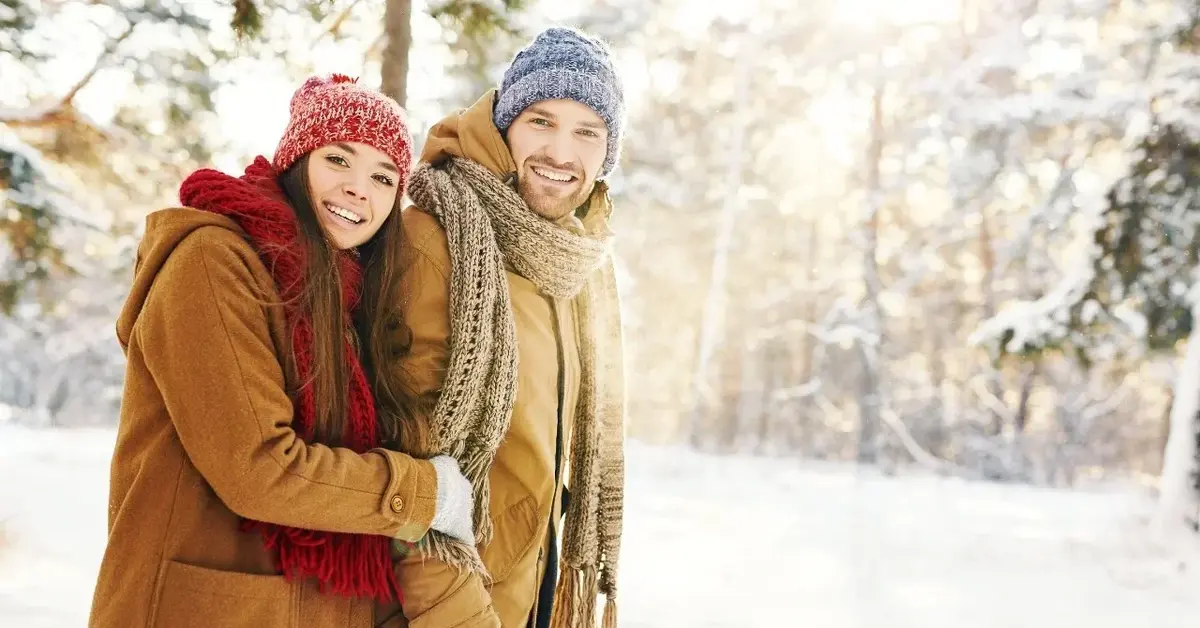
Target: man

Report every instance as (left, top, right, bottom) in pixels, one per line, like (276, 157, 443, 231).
(384, 26, 627, 628)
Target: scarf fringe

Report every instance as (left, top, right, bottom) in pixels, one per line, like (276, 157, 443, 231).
(461, 448, 497, 545)
(602, 595, 617, 628)
(242, 520, 399, 602)
(420, 530, 490, 582)
(548, 566, 599, 628)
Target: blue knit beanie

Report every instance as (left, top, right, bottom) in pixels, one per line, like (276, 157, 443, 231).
(493, 27, 625, 177)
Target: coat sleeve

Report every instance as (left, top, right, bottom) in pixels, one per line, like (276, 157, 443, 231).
(137, 227, 436, 542)
(392, 209, 500, 627)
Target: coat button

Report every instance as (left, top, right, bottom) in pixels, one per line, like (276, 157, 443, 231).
(390, 495, 405, 513)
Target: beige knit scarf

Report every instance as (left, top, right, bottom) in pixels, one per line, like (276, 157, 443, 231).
(406, 156, 626, 627)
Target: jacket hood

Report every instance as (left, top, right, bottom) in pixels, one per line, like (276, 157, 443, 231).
(420, 89, 614, 232)
(421, 89, 516, 180)
(116, 208, 246, 348)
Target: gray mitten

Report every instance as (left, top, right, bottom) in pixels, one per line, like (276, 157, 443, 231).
(428, 455, 476, 546)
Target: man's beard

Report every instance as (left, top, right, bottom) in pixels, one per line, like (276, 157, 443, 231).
(517, 162, 590, 221)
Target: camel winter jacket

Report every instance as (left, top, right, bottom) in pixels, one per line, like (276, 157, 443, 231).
(89, 209, 439, 628)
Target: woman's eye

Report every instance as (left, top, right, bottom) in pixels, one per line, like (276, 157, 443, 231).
(373, 174, 395, 186)
(531, 118, 550, 127)
(325, 154, 349, 167)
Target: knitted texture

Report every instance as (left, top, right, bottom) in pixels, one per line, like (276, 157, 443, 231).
(406, 157, 627, 627)
(492, 27, 625, 177)
(178, 156, 401, 603)
(273, 74, 414, 190)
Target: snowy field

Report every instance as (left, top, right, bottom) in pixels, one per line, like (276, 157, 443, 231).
(3, 426, 1200, 627)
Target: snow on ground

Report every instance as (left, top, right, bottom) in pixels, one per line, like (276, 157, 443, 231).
(2, 426, 1200, 627)
(0, 427, 115, 628)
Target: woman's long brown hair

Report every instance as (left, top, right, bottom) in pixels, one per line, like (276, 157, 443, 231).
(276, 154, 430, 453)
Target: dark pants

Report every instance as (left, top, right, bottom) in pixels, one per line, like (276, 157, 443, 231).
(531, 485, 569, 628)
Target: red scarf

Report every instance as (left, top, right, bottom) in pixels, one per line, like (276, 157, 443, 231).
(179, 156, 400, 602)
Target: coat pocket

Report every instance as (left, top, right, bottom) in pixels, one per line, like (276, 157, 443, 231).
(151, 560, 297, 628)
(479, 495, 539, 582)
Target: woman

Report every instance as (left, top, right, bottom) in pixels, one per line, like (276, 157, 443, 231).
(88, 75, 474, 628)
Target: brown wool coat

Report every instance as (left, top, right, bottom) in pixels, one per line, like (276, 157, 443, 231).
(380, 91, 613, 628)
(89, 209, 440, 628)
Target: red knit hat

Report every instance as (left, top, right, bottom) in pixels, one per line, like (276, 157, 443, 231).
(273, 74, 413, 191)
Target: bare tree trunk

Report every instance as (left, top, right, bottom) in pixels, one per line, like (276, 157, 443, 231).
(1160, 388, 1174, 474)
(979, 206, 1010, 436)
(380, 0, 412, 106)
(723, 340, 754, 451)
(1156, 308, 1200, 531)
(927, 310, 948, 457)
(857, 78, 885, 465)
(756, 341, 777, 454)
(792, 215, 822, 454)
(687, 38, 750, 445)
(1014, 363, 1036, 433)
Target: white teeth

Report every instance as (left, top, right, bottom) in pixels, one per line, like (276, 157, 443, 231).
(532, 166, 573, 182)
(324, 202, 363, 224)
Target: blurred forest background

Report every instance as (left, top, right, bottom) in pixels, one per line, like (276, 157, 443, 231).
(5, 0, 1200, 500)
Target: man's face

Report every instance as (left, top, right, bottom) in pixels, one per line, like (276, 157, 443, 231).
(505, 99, 608, 221)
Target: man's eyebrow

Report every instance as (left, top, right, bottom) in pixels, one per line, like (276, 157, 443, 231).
(526, 106, 557, 120)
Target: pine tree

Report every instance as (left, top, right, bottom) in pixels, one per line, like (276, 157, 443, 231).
(973, 4, 1200, 524)
(0, 0, 327, 424)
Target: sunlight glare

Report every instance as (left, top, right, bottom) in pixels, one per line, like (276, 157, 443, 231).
(830, 0, 961, 26)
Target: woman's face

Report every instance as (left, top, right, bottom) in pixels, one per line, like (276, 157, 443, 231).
(306, 142, 400, 249)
